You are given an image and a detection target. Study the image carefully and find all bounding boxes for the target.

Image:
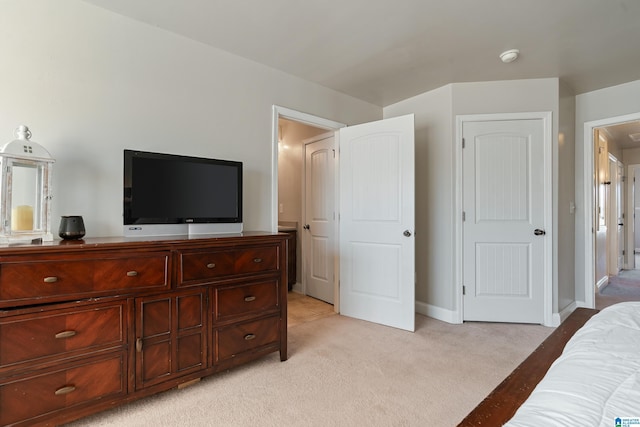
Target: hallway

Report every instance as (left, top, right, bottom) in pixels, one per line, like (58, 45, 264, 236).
(596, 269, 640, 309)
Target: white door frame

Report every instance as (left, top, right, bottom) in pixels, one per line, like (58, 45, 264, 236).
(271, 105, 345, 310)
(627, 164, 640, 270)
(455, 112, 553, 326)
(583, 112, 640, 308)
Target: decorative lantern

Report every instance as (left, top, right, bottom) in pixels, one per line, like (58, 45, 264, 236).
(0, 125, 55, 244)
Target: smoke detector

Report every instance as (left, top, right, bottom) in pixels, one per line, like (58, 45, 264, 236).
(499, 49, 520, 63)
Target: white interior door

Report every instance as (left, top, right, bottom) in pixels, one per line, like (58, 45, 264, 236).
(607, 155, 622, 275)
(303, 134, 335, 304)
(339, 114, 415, 332)
(617, 161, 625, 270)
(607, 156, 617, 276)
(462, 118, 546, 324)
(629, 165, 640, 269)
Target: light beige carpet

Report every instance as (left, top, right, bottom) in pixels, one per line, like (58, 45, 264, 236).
(65, 314, 551, 426)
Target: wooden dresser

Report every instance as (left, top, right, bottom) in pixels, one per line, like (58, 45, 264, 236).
(0, 232, 288, 426)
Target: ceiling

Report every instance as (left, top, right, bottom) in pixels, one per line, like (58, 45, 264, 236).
(81, 0, 640, 108)
(602, 120, 640, 150)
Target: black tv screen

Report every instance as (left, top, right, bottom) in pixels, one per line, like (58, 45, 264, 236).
(124, 150, 242, 225)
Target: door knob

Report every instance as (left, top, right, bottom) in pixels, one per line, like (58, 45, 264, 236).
(403, 230, 412, 237)
(534, 229, 546, 236)
(303, 224, 310, 230)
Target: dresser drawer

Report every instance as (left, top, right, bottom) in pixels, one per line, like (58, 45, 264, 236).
(215, 315, 280, 362)
(0, 252, 169, 306)
(214, 280, 279, 323)
(0, 353, 125, 426)
(0, 301, 125, 369)
(178, 245, 279, 286)
(180, 250, 235, 282)
(235, 247, 278, 273)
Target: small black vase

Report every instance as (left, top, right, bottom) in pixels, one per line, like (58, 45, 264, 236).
(59, 216, 86, 240)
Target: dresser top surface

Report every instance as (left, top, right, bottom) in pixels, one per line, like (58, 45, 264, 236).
(0, 231, 287, 256)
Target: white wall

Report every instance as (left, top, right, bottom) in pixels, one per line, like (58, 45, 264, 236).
(0, 0, 381, 237)
(575, 79, 640, 303)
(623, 147, 640, 165)
(385, 79, 563, 322)
(452, 78, 562, 315)
(558, 82, 576, 313)
(384, 85, 454, 316)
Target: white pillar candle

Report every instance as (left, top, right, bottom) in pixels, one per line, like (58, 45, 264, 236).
(12, 205, 33, 231)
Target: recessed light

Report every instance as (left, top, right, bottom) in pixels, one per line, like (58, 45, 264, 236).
(629, 132, 640, 142)
(499, 49, 520, 63)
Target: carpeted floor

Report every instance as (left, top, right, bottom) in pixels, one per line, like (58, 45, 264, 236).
(599, 269, 640, 299)
(64, 314, 551, 427)
(596, 269, 640, 310)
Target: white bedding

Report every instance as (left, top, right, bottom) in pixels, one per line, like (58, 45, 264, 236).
(504, 302, 640, 427)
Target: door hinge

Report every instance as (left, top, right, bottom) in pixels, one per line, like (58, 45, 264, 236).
(462, 286, 466, 295)
(462, 138, 465, 149)
(623, 249, 626, 255)
(332, 149, 336, 158)
(462, 211, 466, 222)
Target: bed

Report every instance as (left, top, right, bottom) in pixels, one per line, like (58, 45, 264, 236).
(458, 302, 640, 426)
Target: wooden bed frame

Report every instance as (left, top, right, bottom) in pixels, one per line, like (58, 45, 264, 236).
(457, 307, 600, 426)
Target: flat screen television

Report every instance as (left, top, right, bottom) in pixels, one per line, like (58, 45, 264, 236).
(123, 149, 243, 237)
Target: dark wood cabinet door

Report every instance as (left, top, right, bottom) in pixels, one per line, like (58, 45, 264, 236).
(284, 230, 296, 289)
(135, 288, 206, 389)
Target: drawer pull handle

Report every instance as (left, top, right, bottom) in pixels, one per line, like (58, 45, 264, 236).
(206, 263, 216, 269)
(55, 330, 77, 339)
(136, 338, 143, 353)
(253, 258, 263, 263)
(244, 296, 256, 302)
(43, 276, 58, 283)
(244, 334, 256, 341)
(54, 385, 76, 396)
(127, 271, 138, 277)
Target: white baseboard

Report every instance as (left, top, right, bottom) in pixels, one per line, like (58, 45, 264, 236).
(415, 300, 562, 327)
(415, 300, 462, 324)
(556, 302, 578, 325)
(596, 275, 609, 290)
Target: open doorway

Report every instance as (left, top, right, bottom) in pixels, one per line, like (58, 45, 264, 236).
(277, 118, 326, 292)
(273, 108, 416, 331)
(272, 106, 345, 315)
(591, 118, 640, 309)
(629, 164, 640, 269)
